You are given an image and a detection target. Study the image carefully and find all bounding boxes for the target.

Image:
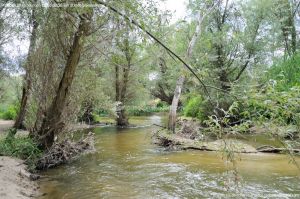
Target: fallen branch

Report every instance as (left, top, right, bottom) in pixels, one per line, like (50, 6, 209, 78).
(36, 132, 95, 170)
(152, 123, 167, 129)
(155, 132, 300, 154)
(256, 145, 300, 154)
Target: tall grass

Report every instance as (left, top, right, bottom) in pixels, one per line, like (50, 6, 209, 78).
(266, 53, 300, 91)
(0, 129, 42, 170)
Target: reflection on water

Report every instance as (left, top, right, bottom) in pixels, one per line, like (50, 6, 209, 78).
(39, 115, 300, 199)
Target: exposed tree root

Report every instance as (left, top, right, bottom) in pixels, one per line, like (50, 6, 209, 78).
(36, 132, 95, 170)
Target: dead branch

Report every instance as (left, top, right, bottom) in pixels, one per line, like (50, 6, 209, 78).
(36, 132, 95, 170)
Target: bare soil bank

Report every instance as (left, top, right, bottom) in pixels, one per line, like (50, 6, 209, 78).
(0, 156, 39, 199)
(0, 120, 39, 199)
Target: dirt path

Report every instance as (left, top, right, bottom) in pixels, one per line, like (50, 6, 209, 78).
(0, 120, 40, 198)
(0, 120, 14, 135)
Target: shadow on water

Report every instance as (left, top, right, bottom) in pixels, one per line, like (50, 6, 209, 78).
(38, 114, 300, 199)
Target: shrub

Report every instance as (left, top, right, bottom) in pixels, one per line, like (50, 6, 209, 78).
(183, 95, 207, 121)
(156, 101, 167, 108)
(239, 84, 300, 126)
(266, 53, 300, 91)
(127, 105, 169, 116)
(0, 130, 42, 170)
(0, 104, 19, 120)
(92, 113, 101, 122)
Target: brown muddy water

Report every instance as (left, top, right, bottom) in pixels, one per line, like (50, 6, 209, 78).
(38, 115, 300, 198)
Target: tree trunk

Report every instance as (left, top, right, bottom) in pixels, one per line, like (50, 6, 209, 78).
(115, 62, 129, 126)
(115, 64, 120, 101)
(14, 78, 31, 129)
(36, 13, 91, 150)
(81, 103, 94, 124)
(116, 103, 128, 126)
(114, 35, 132, 127)
(168, 75, 185, 132)
(168, 11, 204, 132)
(14, 3, 38, 129)
(115, 66, 130, 126)
(289, 9, 297, 54)
(291, 22, 296, 54)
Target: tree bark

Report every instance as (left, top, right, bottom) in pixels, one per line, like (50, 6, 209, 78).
(114, 35, 132, 126)
(116, 64, 130, 126)
(14, 3, 39, 129)
(115, 62, 129, 126)
(168, 75, 185, 132)
(36, 13, 92, 150)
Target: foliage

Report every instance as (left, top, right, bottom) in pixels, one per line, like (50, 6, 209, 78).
(92, 113, 101, 123)
(127, 104, 169, 116)
(265, 53, 300, 91)
(183, 94, 206, 121)
(0, 129, 42, 170)
(0, 76, 21, 120)
(240, 84, 300, 126)
(0, 0, 300, 150)
(0, 103, 19, 120)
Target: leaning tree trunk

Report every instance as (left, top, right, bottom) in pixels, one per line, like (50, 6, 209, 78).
(168, 11, 204, 132)
(14, 3, 38, 129)
(168, 75, 185, 132)
(36, 13, 91, 150)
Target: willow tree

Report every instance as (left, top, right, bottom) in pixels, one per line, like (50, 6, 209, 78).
(36, 9, 93, 149)
(111, 23, 141, 126)
(147, 13, 177, 105)
(150, 56, 176, 105)
(14, 0, 40, 129)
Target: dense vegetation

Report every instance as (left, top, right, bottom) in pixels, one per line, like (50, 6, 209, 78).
(0, 0, 299, 170)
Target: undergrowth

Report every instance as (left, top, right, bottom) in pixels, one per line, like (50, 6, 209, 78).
(0, 104, 18, 120)
(127, 105, 169, 116)
(0, 129, 42, 171)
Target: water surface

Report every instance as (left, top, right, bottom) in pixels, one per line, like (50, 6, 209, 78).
(39, 115, 300, 198)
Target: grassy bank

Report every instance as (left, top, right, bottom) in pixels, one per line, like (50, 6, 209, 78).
(0, 129, 41, 171)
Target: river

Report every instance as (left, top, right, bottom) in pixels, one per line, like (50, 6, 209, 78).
(38, 115, 300, 198)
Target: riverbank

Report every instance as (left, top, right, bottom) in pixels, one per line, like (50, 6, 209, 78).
(0, 120, 40, 198)
(0, 156, 39, 199)
(153, 117, 300, 155)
